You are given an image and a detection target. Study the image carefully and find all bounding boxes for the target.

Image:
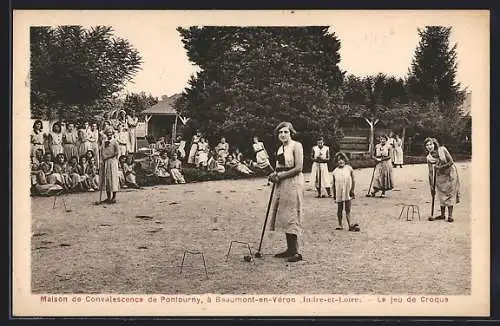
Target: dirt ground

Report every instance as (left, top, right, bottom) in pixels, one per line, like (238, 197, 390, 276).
(31, 162, 471, 295)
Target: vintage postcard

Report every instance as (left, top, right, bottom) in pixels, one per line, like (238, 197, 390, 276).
(12, 10, 490, 317)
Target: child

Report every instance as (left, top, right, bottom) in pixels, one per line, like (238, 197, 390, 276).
(122, 155, 141, 188)
(118, 155, 128, 188)
(77, 155, 95, 191)
(332, 152, 359, 232)
(169, 153, 186, 184)
(68, 155, 84, 192)
(154, 150, 170, 181)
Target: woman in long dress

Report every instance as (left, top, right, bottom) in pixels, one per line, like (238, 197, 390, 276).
(215, 137, 230, 163)
(31, 120, 46, 157)
(48, 122, 64, 157)
(88, 122, 100, 164)
(310, 136, 332, 197)
(367, 135, 394, 198)
(393, 134, 404, 168)
(116, 124, 129, 157)
(62, 122, 79, 162)
(77, 122, 91, 158)
(195, 137, 209, 168)
(126, 112, 139, 153)
(252, 136, 273, 173)
(387, 131, 396, 167)
(99, 127, 120, 204)
(268, 121, 305, 263)
(187, 131, 201, 165)
(425, 138, 460, 222)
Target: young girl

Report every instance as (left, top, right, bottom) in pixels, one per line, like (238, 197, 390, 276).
(169, 153, 186, 184)
(53, 153, 75, 190)
(88, 156, 100, 190)
(68, 155, 84, 192)
(122, 155, 141, 188)
(48, 122, 64, 157)
(118, 155, 128, 188)
(77, 155, 95, 191)
(116, 124, 129, 157)
(367, 135, 394, 198)
(332, 152, 358, 232)
(31, 120, 46, 157)
(207, 151, 226, 174)
(154, 151, 171, 181)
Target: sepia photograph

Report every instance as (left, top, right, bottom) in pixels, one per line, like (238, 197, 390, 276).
(12, 10, 489, 317)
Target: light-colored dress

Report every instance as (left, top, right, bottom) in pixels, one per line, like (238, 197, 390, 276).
(310, 145, 332, 189)
(372, 143, 394, 191)
(207, 157, 225, 173)
(63, 131, 79, 161)
(427, 146, 460, 206)
(169, 159, 186, 184)
(252, 141, 271, 169)
(88, 129, 100, 163)
(215, 142, 229, 160)
(116, 131, 129, 157)
(31, 130, 46, 156)
(49, 132, 64, 157)
(77, 128, 92, 158)
(387, 137, 396, 163)
(332, 165, 353, 202)
(393, 138, 404, 165)
(195, 142, 209, 167)
(269, 141, 304, 236)
(100, 139, 120, 192)
(176, 140, 186, 159)
(155, 157, 170, 178)
(126, 115, 138, 153)
(187, 135, 200, 164)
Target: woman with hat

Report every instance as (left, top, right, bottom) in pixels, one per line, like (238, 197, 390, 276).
(424, 137, 460, 222)
(310, 136, 332, 198)
(268, 121, 305, 263)
(367, 134, 394, 198)
(99, 127, 120, 204)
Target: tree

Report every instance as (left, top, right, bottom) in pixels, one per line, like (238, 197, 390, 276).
(407, 26, 465, 118)
(122, 91, 159, 114)
(30, 26, 142, 120)
(176, 26, 345, 156)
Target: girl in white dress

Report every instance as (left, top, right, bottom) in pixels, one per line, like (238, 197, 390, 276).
(332, 152, 358, 232)
(310, 137, 332, 197)
(48, 122, 64, 157)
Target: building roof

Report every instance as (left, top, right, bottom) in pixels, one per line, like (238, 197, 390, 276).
(141, 93, 182, 116)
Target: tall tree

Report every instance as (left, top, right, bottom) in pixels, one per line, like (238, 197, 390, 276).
(30, 26, 142, 120)
(176, 26, 344, 155)
(407, 26, 465, 117)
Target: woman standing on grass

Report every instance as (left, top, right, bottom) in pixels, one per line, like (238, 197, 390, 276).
(99, 127, 120, 204)
(268, 121, 305, 263)
(425, 138, 460, 222)
(31, 120, 46, 157)
(393, 134, 404, 168)
(367, 135, 394, 198)
(48, 122, 64, 157)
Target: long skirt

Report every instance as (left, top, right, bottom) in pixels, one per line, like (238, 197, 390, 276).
(118, 144, 128, 158)
(434, 165, 461, 206)
(63, 144, 78, 161)
(393, 147, 404, 165)
(31, 144, 45, 157)
(372, 159, 394, 191)
(187, 143, 198, 164)
(100, 157, 120, 192)
(89, 142, 100, 164)
(269, 173, 305, 237)
(170, 168, 186, 183)
(78, 141, 91, 158)
(310, 162, 332, 189)
(255, 151, 271, 169)
(196, 151, 208, 167)
(50, 144, 64, 157)
(128, 128, 136, 153)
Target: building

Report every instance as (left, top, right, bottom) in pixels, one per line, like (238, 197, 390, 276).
(140, 94, 182, 141)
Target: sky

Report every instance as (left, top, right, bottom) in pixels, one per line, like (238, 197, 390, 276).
(102, 11, 488, 98)
(17, 10, 488, 98)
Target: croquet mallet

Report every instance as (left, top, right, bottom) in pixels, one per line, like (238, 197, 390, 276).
(365, 164, 376, 197)
(430, 165, 438, 218)
(254, 174, 277, 259)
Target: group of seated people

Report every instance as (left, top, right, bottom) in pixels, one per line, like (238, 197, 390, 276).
(30, 149, 143, 196)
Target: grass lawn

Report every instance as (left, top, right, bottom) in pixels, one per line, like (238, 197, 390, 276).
(31, 162, 471, 295)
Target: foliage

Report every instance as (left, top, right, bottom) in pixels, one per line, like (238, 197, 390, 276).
(407, 26, 465, 118)
(122, 91, 159, 114)
(176, 26, 345, 155)
(30, 26, 142, 120)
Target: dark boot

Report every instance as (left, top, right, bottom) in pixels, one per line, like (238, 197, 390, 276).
(287, 234, 303, 262)
(274, 233, 293, 258)
(326, 187, 332, 197)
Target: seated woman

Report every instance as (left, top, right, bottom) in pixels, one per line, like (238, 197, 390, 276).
(118, 155, 128, 188)
(226, 154, 255, 175)
(169, 153, 186, 184)
(122, 155, 141, 189)
(32, 162, 64, 196)
(67, 155, 85, 192)
(77, 155, 96, 191)
(195, 137, 209, 168)
(51, 153, 70, 190)
(30, 149, 44, 187)
(207, 151, 225, 174)
(88, 156, 100, 190)
(154, 151, 171, 183)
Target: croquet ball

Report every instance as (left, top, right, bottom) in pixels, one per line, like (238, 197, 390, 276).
(354, 226, 360, 232)
(243, 255, 252, 262)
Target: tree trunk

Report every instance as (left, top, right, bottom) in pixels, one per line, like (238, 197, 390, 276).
(401, 126, 406, 153)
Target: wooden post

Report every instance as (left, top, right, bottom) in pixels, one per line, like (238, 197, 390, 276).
(364, 117, 379, 155)
(145, 115, 152, 137)
(172, 114, 178, 146)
